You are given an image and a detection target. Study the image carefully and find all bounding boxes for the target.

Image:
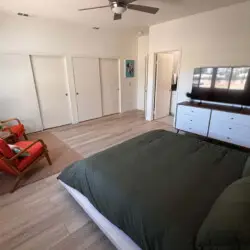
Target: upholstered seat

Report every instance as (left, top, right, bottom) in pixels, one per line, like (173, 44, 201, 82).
(1, 118, 28, 141)
(0, 138, 51, 192)
(15, 141, 44, 171)
(4, 124, 25, 139)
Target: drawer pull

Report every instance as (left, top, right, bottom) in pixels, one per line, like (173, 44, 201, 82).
(227, 137, 230, 140)
(190, 120, 192, 122)
(231, 117, 234, 120)
(229, 128, 232, 130)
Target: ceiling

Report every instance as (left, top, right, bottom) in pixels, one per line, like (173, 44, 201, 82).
(0, 0, 248, 30)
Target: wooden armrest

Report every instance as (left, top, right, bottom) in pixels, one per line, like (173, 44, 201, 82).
(10, 139, 46, 161)
(1, 118, 21, 125)
(0, 156, 20, 174)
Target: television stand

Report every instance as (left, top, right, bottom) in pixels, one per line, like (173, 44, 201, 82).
(175, 101, 250, 148)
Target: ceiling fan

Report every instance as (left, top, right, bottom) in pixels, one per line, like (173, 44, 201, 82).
(78, 0, 159, 20)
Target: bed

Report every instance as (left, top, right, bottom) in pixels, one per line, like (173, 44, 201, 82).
(58, 130, 249, 250)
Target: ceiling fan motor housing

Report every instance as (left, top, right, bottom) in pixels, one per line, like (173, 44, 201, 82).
(110, 1, 127, 14)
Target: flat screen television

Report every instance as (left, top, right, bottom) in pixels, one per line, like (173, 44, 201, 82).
(190, 66, 250, 106)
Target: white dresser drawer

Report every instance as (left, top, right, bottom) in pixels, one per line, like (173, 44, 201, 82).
(209, 119, 250, 148)
(209, 122, 232, 141)
(178, 105, 211, 118)
(231, 113, 250, 127)
(211, 110, 235, 122)
(176, 120, 208, 136)
(208, 132, 233, 144)
(230, 135, 250, 148)
(212, 110, 250, 127)
(182, 122, 208, 136)
(176, 104, 211, 136)
(177, 114, 209, 126)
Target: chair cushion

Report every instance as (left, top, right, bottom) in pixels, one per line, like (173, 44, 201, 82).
(0, 139, 15, 158)
(8, 144, 30, 157)
(15, 141, 44, 171)
(4, 124, 25, 138)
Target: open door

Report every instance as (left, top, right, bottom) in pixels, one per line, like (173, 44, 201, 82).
(154, 53, 174, 119)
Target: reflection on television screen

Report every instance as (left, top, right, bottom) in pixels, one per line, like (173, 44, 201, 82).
(191, 66, 250, 106)
(200, 68, 213, 88)
(215, 68, 231, 89)
(229, 67, 250, 90)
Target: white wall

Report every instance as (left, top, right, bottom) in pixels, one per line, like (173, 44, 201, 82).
(137, 35, 149, 110)
(0, 15, 138, 130)
(147, 1, 250, 120)
(0, 54, 43, 132)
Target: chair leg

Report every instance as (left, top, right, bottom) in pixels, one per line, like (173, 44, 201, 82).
(11, 175, 22, 193)
(45, 151, 52, 165)
(23, 133, 28, 140)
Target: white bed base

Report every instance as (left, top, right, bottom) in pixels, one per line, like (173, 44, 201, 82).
(60, 181, 141, 250)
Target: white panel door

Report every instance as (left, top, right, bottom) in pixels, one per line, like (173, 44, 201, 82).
(100, 58, 119, 116)
(0, 54, 43, 132)
(73, 57, 102, 122)
(31, 56, 71, 129)
(154, 53, 174, 119)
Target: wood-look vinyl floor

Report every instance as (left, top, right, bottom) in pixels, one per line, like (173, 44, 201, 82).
(51, 110, 175, 158)
(0, 111, 175, 250)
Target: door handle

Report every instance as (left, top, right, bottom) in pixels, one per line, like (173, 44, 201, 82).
(65, 93, 68, 96)
(76, 92, 79, 95)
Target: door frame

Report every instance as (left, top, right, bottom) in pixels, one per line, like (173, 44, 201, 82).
(152, 49, 182, 121)
(144, 54, 149, 118)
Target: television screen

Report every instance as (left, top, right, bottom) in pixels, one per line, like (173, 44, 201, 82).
(191, 66, 250, 106)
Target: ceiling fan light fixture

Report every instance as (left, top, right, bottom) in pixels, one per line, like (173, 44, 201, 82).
(111, 2, 127, 14)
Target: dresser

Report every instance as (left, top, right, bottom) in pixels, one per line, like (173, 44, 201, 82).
(176, 102, 250, 148)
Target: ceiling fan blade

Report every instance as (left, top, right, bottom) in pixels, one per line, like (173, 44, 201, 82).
(125, 0, 137, 3)
(127, 4, 159, 14)
(78, 5, 110, 11)
(114, 13, 122, 20)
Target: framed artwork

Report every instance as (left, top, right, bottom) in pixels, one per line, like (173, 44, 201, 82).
(125, 60, 135, 78)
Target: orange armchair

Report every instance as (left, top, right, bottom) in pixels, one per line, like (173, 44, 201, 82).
(0, 138, 52, 192)
(1, 118, 28, 141)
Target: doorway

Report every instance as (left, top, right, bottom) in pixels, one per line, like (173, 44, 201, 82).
(153, 50, 181, 124)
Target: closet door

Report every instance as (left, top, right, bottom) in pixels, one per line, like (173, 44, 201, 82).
(31, 56, 71, 129)
(100, 59, 119, 116)
(0, 54, 43, 133)
(73, 57, 102, 122)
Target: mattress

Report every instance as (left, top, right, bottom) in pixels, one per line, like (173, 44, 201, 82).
(60, 180, 141, 250)
(58, 130, 249, 250)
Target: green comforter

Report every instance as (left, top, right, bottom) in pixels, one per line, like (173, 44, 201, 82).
(58, 130, 249, 250)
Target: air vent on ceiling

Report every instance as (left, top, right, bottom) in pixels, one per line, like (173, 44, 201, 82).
(17, 12, 29, 17)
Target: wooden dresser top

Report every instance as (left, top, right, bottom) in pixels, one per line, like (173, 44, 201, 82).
(178, 101, 250, 115)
